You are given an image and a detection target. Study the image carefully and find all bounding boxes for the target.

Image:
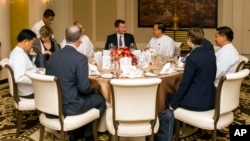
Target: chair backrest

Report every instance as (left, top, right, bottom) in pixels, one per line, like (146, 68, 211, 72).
(174, 42, 183, 56)
(109, 78, 161, 121)
(25, 71, 63, 117)
(4, 64, 20, 104)
(235, 55, 249, 72)
(214, 69, 249, 121)
(213, 45, 220, 52)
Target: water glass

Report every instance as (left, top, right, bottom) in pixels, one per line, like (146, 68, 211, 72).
(129, 43, 136, 52)
(109, 43, 114, 50)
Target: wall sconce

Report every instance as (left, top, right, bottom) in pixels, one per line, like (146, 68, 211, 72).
(8, 0, 15, 4)
(46, 0, 53, 5)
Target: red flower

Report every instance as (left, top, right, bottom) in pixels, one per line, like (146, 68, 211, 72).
(110, 47, 137, 65)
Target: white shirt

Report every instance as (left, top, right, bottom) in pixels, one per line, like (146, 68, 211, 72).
(9, 47, 37, 96)
(31, 20, 45, 38)
(214, 43, 239, 86)
(147, 35, 175, 57)
(117, 33, 125, 47)
(61, 35, 95, 56)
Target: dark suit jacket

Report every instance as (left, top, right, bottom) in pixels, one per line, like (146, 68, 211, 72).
(104, 33, 136, 50)
(202, 38, 214, 53)
(46, 45, 93, 115)
(169, 46, 216, 111)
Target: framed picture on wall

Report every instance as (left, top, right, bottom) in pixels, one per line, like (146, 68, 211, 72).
(138, 0, 218, 28)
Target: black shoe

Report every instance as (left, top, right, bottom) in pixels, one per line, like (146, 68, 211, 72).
(81, 136, 94, 141)
(68, 134, 76, 141)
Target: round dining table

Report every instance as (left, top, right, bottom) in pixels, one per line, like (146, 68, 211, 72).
(89, 65, 183, 113)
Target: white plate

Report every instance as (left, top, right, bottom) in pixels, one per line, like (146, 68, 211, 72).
(176, 67, 184, 71)
(144, 72, 159, 77)
(101, 73, 113, 79)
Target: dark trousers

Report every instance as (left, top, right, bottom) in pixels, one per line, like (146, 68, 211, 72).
(66, 93, 106, 139)
(155, 109, 175, 141)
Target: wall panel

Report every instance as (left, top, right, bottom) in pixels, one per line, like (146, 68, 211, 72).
(10, 0, 29, 48)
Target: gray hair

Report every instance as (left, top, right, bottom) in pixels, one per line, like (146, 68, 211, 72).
(65, 25, 82, 43)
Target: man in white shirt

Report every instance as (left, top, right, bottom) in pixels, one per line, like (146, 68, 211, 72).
(9, 29, 38, 98)
(146, 22, 175, 57)
(61, 21, 94, 57)
(214, 26, 239, 87)
(31, 9, 55, 38)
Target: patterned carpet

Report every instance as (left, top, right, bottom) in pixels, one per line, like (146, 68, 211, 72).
(0, 73, 250, 141)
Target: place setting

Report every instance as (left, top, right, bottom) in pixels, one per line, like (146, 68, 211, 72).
(88, 47, 185, 80)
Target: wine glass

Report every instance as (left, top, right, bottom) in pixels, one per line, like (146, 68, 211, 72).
(129, 43, 136, 52)
(109, 43, 114, 50)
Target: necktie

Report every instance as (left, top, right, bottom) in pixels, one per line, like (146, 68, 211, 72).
(119, 36, 122, 47)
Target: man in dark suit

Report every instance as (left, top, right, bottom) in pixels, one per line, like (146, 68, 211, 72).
(104, 19, 137, 50)
(168, 27, 217, 111)
(202, 38, 214, 52)
(46, 25, 106, 141)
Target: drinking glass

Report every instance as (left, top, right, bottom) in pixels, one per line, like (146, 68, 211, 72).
(129, 43, 136, 52)
(109, 43, 114, 50)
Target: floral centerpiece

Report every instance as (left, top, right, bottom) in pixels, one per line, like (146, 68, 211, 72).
(110, 47, 137, 66)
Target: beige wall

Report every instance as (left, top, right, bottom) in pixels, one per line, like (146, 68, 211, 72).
(0, 0, 11, 59)
(2, 0, 249, 58)
(70, 0, 246, 52)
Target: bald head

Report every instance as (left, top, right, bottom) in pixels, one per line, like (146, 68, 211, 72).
(65, 25, 82, 43)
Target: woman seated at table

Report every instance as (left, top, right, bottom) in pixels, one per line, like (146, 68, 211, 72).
(167, 27, 217, 111)
(31, 25, 60, 61)
(146, 22, 175, 57)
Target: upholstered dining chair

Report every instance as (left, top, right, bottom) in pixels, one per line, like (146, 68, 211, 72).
(25, 71, 100, 141)
(213, 45, 220, 52)
(174, 69, 250, 141)
(106, 78, 162, 141)
(174, 41, 184, 56)
(4, 64, 35, 137)
(235, 55, 249, 72)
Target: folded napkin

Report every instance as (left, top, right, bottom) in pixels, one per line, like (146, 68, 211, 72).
(94, 51, 102, 65)
(120, 66, 144, 78)
(102, 56, 111, 69)
(177, 57, 185, 68)
(142, 51, 151, 65)
(103, 50, 111, 56)
(137, 51, 151, 69)
(89, 64, 100, 75)
(120, 57, 132, 68)
(133, 50, 141, 57)
(160, 62, 176, 74)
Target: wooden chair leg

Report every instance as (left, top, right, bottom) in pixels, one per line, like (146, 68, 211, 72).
(92, 119, 99, 141)
(39, 124, 45, 141)
(212, 129, 217, 141)
(60, 130, 65, 141)
(174, 119, 181, 141)
(114, 134, 119, 141)
(149, 134, 154, 141)
(16, 110, 22, 138)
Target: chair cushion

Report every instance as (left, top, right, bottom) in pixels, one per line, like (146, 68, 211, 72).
(39, 108, 99, 131)
(18, 98, 35, 111)
(174, 108, 234, 130)
(106, 108, 159, 136)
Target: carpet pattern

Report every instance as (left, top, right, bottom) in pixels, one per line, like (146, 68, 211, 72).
(0, 79, 39, 141)
(0, 73, 250, 141)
